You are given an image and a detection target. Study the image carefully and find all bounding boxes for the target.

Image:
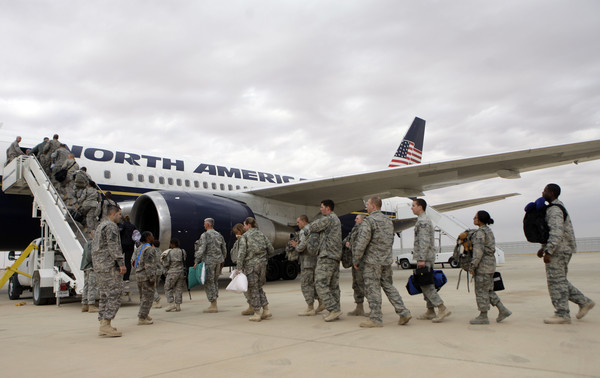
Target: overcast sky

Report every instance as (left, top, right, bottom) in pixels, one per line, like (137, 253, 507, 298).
(1, 1, 599, 244)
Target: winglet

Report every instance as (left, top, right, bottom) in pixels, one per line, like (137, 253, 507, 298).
(388, 117, 426, 167)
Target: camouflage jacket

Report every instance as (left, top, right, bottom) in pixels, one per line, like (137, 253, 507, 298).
(162, 248, 187, 275)
(78, 187, 99, 208)
(6, 140, 24, 160)
(544, 199, 577, 255)
(353, 211, 394, 266)
(133, 244, 160, 281)
(230, 237, 242, 264)
(308, 212, 342, 261)
(343, 223, 361, 261)
(295, 225, 317, 269)
(413, 212, 435, 263)
(43, 139, 60, 156)
(61, 158, 79, 179)
(471, 225, 496, 274)
(237, 228, 274, 271)
(91, 219, 124, 273)
(53, 147, 69, 168)
(194, 229, 227, 265)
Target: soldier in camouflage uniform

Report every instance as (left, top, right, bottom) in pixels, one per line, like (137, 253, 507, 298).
(231, 223, 257, 316)
(195, 218, 227, 313)
(81, 232, 98, 313)
(353, 197, 412, 328)
(5, 136, 24, 164)
(289, 215, 322, 316)
(236, 217, 274, 322)
(412, 198, 451, 323)
(133, 231, 160, 325)
(92, 205, 126, 337)
(42, 134, 60, 176)
(469, 210, 512, 324)
(162, 238, 187, 312)
(59, 154, 79, 206)
(344, 214, 368, 317)
(539, 184, 595, 324)
(77, 181, 100, 232)
(309, 199, 343, 322)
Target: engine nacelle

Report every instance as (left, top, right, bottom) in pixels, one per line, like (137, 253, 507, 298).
(130, 191, 294, 267)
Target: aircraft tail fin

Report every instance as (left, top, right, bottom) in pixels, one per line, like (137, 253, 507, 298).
(388, 117, 425, 167)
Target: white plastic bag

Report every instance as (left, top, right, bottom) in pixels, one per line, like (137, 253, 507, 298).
(226, 271, 248, 293)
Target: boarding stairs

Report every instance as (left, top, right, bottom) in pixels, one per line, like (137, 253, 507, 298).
(425, 205, 506, 264)
(1, 155, 86, 294)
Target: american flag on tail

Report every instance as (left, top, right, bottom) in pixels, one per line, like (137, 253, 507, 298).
(388, 140, 422, 167)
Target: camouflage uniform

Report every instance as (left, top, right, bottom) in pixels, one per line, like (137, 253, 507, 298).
(309, 212, 342, 313)
(134, 243, 160, 319)
(51, 146, 70, 183)
(293, 225, 319, 305)
(543, 199, 592, 319)
(6, 140, 24, 163)
(344, 224, 365, 304)
(60, 157, 79, 205)
(237, 228, 274, 310)
(195, 229, 227, 303)
(97, 198, 117, 222)
(42, 138, 60, 175)
(414, 212, 444, 308)
(354, 210, 410, 324)
(162, 248, 187, 305)
(92, 219, 124, 321)
(471, 225, 500, 312)
(80, 240, 97, 305)
(78, 187, 100, 230)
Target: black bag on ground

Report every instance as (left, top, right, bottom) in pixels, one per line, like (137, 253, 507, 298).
(493, 271, 505, 291)
(413, 266, 434, 286)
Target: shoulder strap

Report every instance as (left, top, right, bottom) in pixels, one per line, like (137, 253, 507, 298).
(136, 243, 150, 266)
(548, 203, 568, 221)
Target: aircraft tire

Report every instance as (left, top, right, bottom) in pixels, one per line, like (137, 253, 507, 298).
(266, 260, 281, 282)
(281, 261, 299, 280)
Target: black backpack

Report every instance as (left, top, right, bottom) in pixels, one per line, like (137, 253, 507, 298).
(523, 203, 567, 243)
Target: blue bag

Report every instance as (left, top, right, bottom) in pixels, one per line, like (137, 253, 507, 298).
(406, 270, 447, 296)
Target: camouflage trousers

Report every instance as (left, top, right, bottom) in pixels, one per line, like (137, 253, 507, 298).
(96, 269, 124, 321)
(300, 267, 318, 305)
(352, 263, 365, 303)
(545, 252, 591, 318)
(165, 272, 186, 304)
(421, 262, 443, 309)
(153, 273, 162, 303)
(244, 263, 268, 310)
(81, 269, 98, 305)
(138, 280, 155, 318)
(204, 262, 221, 303)
(363, 263, 410, 323)
(315, 257, 340, 313)
(81, 205, 97, 231)
(474, 272, 500, 312)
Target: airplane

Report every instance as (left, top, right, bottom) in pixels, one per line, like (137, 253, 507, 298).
(2, 119, 600, 280)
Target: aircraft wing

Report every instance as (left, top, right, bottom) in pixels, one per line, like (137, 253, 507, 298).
(431, 193, 521, 213)
(245, 139, 600, 214)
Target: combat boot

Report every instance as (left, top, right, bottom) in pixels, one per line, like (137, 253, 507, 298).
(99, 319, 122, 337)
(241, 303, 254, 315)
(249, 310, 262, 322)
(87, 304, 99, 313)
(324, 311, 342, 322)
(261, 305, 272, 320)
(544, 316, 571, 324)
(470, 312, 489, 325)
(417, 308, 436, 320)
(496, 302, 512, 323)
(175, 303, 181, 312)
(152, 298, 162, 309)
(138, 317, 154, 325)
(203, 301, 218, 313)
(81, 304, 89, 312)
(347, 302, 365, 316)
(298, 304, 316, 316)
(432, 304, 451, 323)
(576, 301, 595, 320)
(146, 315, 153, 321)
(360, 319, 383, 328)
(165, 303, 177, 312)
(315, 299, 325, 313)
(398, 313, 412, 325)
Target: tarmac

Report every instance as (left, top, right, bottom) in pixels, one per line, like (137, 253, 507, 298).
(1, 253, 599, 377)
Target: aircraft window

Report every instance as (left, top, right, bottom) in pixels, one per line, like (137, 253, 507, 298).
(185, 179, 190, 187)
(236, 185, 240, 190)
(219, 183, 224, 191)
(104, 170, 111, 179)
(127, 173, 133, 181)
(194, 181, 199, 188)
(244, 186, 248, 189)
(159, 177, 165, 185)
(138, 174, 144, 182)
(228, 184, 233, 191)
(168, 178, 174, 185)
(149, 175, 155, 184)
(203, 182, 208, 189)
(176, 178, 182, 186)
(211, 183, 216, 190)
